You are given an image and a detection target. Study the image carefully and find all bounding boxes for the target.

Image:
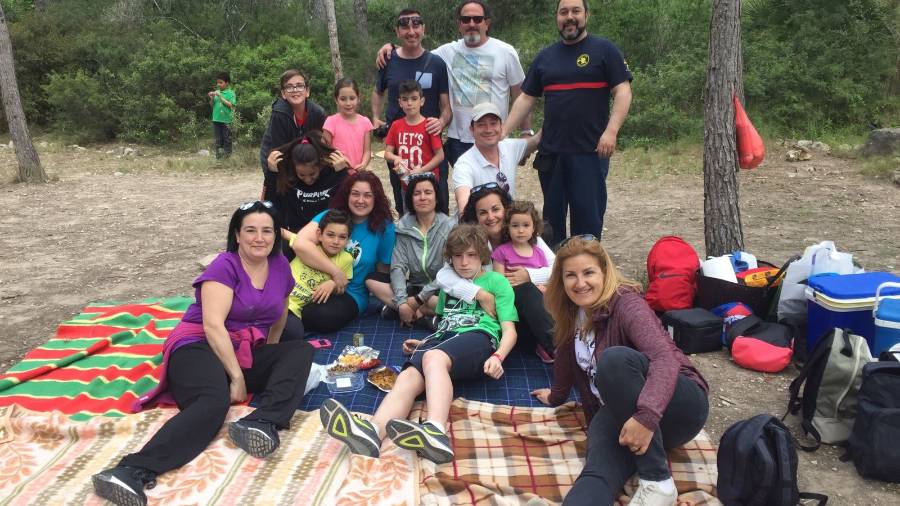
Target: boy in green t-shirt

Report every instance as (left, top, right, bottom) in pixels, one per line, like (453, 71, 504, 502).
(283, 210, 353, 340)
(321, 224, 518, 464)
(208, 71, 236, 158)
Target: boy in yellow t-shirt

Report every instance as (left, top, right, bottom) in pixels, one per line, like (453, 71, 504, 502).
(282, 210, 353, 340)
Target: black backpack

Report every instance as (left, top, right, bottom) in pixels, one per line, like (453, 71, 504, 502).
(718, 414, 827, 505)
(845, 362, 900, 482)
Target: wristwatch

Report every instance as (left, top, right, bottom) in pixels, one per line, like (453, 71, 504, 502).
(520, 129, 535, 137)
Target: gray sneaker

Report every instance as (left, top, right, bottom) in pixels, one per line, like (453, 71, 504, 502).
(319, 398, 381, 457)
(228, 419, 280, 458)
(386, 419, 454, 464)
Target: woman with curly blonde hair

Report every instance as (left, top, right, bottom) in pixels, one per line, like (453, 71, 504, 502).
(532, 236, 709, 506)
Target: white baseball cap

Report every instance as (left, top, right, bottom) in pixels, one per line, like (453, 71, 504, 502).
(470, 102, 503, 123)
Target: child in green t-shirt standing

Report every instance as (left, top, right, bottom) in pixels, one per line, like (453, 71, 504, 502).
(208, 71, 236, 158)
(320, 224, 518, 464)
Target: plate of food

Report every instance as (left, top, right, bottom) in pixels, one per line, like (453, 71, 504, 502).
(366, 365, 401, 392)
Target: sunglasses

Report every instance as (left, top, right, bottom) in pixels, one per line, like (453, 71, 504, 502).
(408, 172, 437, 183)
(238, 200, 274, 211)
(458, 15, 486, 24)
(397, 16, 424, 27)
(558, 234, 600, 249)
(470, 181, 508, 196)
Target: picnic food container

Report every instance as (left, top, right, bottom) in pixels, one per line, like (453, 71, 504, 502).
(874, 282, 900, 357)
(325, 371, 365, 394)
(806, 272, 900, 354)
(366, 365, 401, 392)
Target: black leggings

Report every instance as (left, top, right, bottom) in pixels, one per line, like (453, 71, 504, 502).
(300, 292, 359, 333)
(513, 282, 555, 354)
(120, 339, 314, 475)
(563, 346, 708, 505)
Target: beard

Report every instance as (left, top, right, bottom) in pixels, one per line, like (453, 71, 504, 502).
(463, 31, 482, 46)
(558, 22, 585, 41)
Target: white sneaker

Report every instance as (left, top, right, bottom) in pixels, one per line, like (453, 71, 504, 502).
(629, 480, 677, 506)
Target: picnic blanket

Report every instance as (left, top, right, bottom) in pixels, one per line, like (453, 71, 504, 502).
(413, 399, 721, 506)
(0, 403, 418, 506)
(0, 297, 191, 420)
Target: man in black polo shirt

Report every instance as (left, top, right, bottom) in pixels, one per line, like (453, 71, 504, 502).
(505, 0, 632, 246)
(372, 8, 451, 214)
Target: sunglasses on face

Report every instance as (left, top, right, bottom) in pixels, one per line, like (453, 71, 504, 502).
(397, 16, 424, 27)
(238, 200, 274, 211)
(458, 15, 486, 24)
(558, 234, 600, 249)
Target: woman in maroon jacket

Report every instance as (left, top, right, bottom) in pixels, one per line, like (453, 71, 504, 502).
(531, 237, 708, 506)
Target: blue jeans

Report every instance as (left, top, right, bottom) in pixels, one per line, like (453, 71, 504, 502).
(538, 153, 610, 247)
(563, 347, 708, 505)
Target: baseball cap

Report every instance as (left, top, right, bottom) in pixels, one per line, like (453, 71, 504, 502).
(471, 102, 502, 123)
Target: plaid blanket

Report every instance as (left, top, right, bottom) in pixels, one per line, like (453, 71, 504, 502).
(0, 297, 191, 420)
(410, 399, 720, 505)
(0, 404, 418, 506)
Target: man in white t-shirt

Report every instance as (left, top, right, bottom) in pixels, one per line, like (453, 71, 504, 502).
(452, 102, 540, 213)
(377, 2, 534, 182)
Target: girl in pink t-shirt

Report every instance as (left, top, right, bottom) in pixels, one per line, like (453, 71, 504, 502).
(492, 201, 549, 290)
(323, 78, 373, 171)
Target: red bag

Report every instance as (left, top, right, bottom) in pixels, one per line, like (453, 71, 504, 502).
(734, 95, 765, 169)
(725, 315, 793, 373)
(645, 236, 700, 312)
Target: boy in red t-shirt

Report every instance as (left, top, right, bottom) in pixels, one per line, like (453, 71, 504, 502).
(384, 80, 444, 206)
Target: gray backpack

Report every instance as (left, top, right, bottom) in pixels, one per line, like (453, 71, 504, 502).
(784, 328, 873, 449)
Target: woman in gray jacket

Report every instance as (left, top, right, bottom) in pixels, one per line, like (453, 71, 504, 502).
(385, 173, 456, 327)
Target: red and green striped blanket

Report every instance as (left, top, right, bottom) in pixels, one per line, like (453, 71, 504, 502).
(0, 297, 190, 420)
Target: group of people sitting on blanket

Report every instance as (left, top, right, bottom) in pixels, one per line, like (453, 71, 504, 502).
(91, 1, 709, 503)
(91, 179, 709, 506)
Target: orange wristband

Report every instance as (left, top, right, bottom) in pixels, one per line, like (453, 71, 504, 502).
(491, 353, 503, 362)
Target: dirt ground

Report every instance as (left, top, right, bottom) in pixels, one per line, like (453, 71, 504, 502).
(1, 140, 898, 504)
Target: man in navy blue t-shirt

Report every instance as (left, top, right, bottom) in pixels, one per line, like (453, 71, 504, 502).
(505, 0, 633, 246)
(372, 8, 451, 214)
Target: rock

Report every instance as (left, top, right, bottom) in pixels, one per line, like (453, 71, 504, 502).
(197, 149, 211, 157)
(123, 147, 139, 157)
(7, 141, 13, 148)
(786, 149, 812, 162)
(198, 253, 218, 268)
(796, 140, 831, 153)
(862, 128, 900, 157)
(893, 169, 900, 187)
(38, 141, 48, 148)
(113, 171, 124, 177)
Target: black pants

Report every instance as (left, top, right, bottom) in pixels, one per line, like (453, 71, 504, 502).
(563, 347, 708, 505)
(213, 121, 232, 157)
(513, 282, 555, 354)
(282, 312, 306, 341)
(538, 153, 609, 247)
(120, 339, 314, 475)
(300, 292, 359, 333)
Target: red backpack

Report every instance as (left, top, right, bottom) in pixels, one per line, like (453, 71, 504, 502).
(645, 236, 700, 311)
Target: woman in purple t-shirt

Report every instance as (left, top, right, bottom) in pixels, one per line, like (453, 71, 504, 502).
(531, 237, 709, 506)
(91, 201, 314, 506)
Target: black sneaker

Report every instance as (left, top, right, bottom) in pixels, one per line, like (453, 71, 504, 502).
(414, 315, 438, 332)
(91, 465, 156, 506)
(319, 398, 381, 458)
(228, 419, 280, 458)
(386, 419, 454, 464)
(380, 305, 399, 320)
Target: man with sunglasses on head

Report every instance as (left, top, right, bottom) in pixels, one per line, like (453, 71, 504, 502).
(451, 102, 540, 214)
(376, 2, 532, 200)
(504, 0, 633, 247)
(373, 9, 451, 216)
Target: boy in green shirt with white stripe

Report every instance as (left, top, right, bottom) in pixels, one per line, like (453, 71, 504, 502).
(209, 71, 236, 158)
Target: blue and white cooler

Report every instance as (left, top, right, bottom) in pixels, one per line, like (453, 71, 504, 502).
(874, 282, 900, 357)
(806, 272, 900, 354)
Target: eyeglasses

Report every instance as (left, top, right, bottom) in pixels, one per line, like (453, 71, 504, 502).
(397, 16, 424, 27)
(458, 15, 486, 24)
(238, 200, 274, 211)
(558, 234, 600, 249)
(283, 84, 307, 92)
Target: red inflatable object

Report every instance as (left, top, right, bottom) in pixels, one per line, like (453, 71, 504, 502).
(734, 95, 765, 169)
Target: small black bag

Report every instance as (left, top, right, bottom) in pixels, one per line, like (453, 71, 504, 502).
(661, 308, 722, 354)
(845, 362, 900, 482)
(718, 414, 828, 506)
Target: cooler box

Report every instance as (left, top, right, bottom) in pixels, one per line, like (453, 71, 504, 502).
(806, 272, 900, 354)
(874, 282, 900, 357)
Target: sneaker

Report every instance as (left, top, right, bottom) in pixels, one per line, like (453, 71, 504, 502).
(319, 398, 381, 458)
(386, 419, 454, 464)
(414, 315, 438, 332)
(91, 465, 156, 506)
(228, 419, 280, 458)
(380, 305, 399, 320)
(630, 480, 677, 506)
(535, 344, 555, 364)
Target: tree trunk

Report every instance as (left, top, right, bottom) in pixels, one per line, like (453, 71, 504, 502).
(354, 0, 370, 54)
(0, 5, 46, 183)
(702, 0, 743, 256)
(323, 0, 343, 79)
